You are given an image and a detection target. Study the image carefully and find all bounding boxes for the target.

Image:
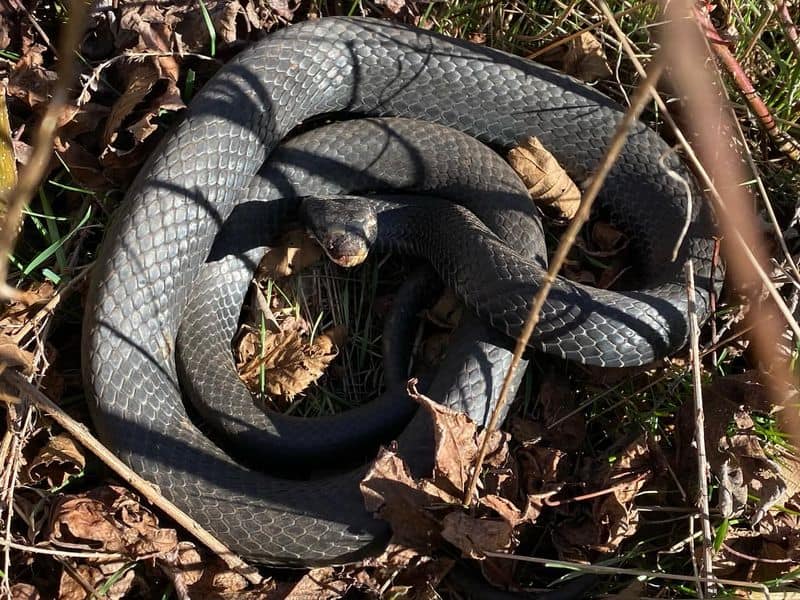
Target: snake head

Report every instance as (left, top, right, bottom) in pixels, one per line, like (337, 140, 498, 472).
(301, 196, 378, 268)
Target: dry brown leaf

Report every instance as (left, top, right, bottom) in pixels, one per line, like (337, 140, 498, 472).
(376, 0, 406, 14)
(257, 230, 323, 278)
(507, 137, 581, 218)
(24, 433, 85, 487)
(360, 447, 448, 549)
(238, 321, 345, 399)
(172, 541, 204, 587)
(0, 334, 34, 373)
(58, 562, 134, 600)
(678, 371, 800, 522)
(10, 583, 40, 600)
(49, 486, 178, 558)
(7, 45, 56, 109)
(441, 511, 514, 558)
(102, 58, 184, 157)
(563, 32, 612, 82)
(408, 385, 509, 496)
(284, 567, 349, 599)
(350, 543, 454, 598)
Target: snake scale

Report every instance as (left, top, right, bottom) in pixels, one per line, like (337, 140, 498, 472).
(83, 17, 717, 566)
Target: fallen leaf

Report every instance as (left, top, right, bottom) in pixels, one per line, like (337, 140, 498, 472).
(0, 334, 34, 373)
(677, 371, 800, 522)
(375, 0, 406, 14)
(256, 230, 323, 278)
(24, 433, 85, 487)
(507, 137, 581, 218)
(10, 583, 40, 600)
(284, 567, 349, 599)
(554, 436, 652, 558)
(360, 447, 448, 550)
(441, 511, 514, 558)
(7, 45, 57, 109)
(49, 486, 177, 558)
(563, 32, 612, 82)
(58, 562, 134, 600)
(237, 320, 345, 400)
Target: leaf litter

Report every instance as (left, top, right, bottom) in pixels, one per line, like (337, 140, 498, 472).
(1, 0, 798, 597)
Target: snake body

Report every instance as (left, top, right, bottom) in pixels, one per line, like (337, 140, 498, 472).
(83, 17, 717, 565)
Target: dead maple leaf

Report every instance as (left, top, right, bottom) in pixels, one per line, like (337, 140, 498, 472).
(24, 433, 85, 488)
(563, 31, 612, 82)
(507, 137, 581, 219)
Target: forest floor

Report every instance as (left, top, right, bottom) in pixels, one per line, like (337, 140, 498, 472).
(1, 0, 800, 598)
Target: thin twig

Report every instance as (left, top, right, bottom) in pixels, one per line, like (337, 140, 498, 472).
(686, 260, 715, 593)
(462, 53, 668, 507)
(596, 0, 800, 347)
(694, 3, 800, 163)
(0, 0, 89, 301)
(666, 0, 800, 450)
(1, 370, 263, 586)
(0, 539, 125, 560)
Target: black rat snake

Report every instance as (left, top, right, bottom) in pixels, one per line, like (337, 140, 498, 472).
(83, 17, 717, 566)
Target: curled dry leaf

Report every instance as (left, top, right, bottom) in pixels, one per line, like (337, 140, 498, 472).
(170, 541, 204, 587)
(441, 511, 514, 559)
(7, 44, 57, 109)
(350, 543, 454, 598)
(361, 446, 450, 550)
(256, 230, 323, 278)
(554, 436, 652, 558)
(237, 318, 346, 400)
(0, 334, 34, 373)
(10, 583, 40, 600)
(24, 433, 85, 487)
(507, 137, 581, 219)
(102, 57, 185, 156)
(361, 384, 525, 559)
(49, 485, 177, 558)
(563, 32, 612, 82)
(58, 562, 134, 600)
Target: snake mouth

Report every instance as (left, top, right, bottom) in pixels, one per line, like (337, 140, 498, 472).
(302, 196, 379, 268)
(311, 227, 371, 267)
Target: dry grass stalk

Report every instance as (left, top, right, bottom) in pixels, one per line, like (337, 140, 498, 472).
(0, 1, 88, 301)
(686, 260, 715, 594)
(1, 370, 263, 586)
